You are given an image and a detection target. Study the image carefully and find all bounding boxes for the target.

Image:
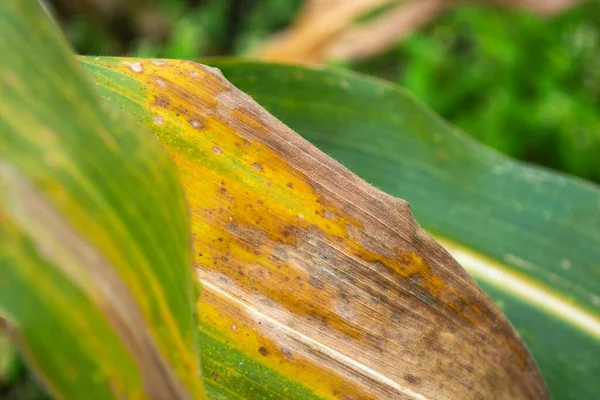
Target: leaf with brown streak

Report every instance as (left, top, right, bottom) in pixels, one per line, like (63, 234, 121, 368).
(84, 57, 549, 399)
(1, 2, 204, 399)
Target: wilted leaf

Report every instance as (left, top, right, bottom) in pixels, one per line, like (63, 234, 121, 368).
(83, 57, 548, 399)
(206, 60, 600, 400)
(0, 2, 204, 399)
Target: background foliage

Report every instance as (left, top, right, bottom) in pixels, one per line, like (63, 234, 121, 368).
(50, 0, 600, 182)
(370, 3, 600, 182)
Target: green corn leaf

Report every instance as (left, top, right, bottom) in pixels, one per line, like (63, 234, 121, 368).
(0, 2, 204, 399)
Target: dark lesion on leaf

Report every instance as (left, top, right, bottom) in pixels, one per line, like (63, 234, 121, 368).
(258, 346, 269, 356)
(152, 95, 170, 108)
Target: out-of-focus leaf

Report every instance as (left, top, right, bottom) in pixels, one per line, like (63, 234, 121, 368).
(0, 2, 204, 399)
(0, 330, 18, 385)
(83, 56, 548, 399)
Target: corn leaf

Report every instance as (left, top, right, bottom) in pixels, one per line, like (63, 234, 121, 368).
(0, 2, 204, 399)
(204, 60, 600, 400)
(83, 56, 549, 399)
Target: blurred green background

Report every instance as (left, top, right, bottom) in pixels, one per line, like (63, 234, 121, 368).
(48, 0, 600, 183)
(2, 0, 599, 397)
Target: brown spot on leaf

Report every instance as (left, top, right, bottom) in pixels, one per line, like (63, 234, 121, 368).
(258, 346, 269, 356)
(405, 374, 421, 386)
(251, 162, 263, 172)
(153, 95, 170, 108)
(188, 119, 203, 129)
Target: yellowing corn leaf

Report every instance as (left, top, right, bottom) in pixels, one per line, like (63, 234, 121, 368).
(83, 57, 548, 399)
(205, 61, 600, 400)
(0, 2, 204, 399)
